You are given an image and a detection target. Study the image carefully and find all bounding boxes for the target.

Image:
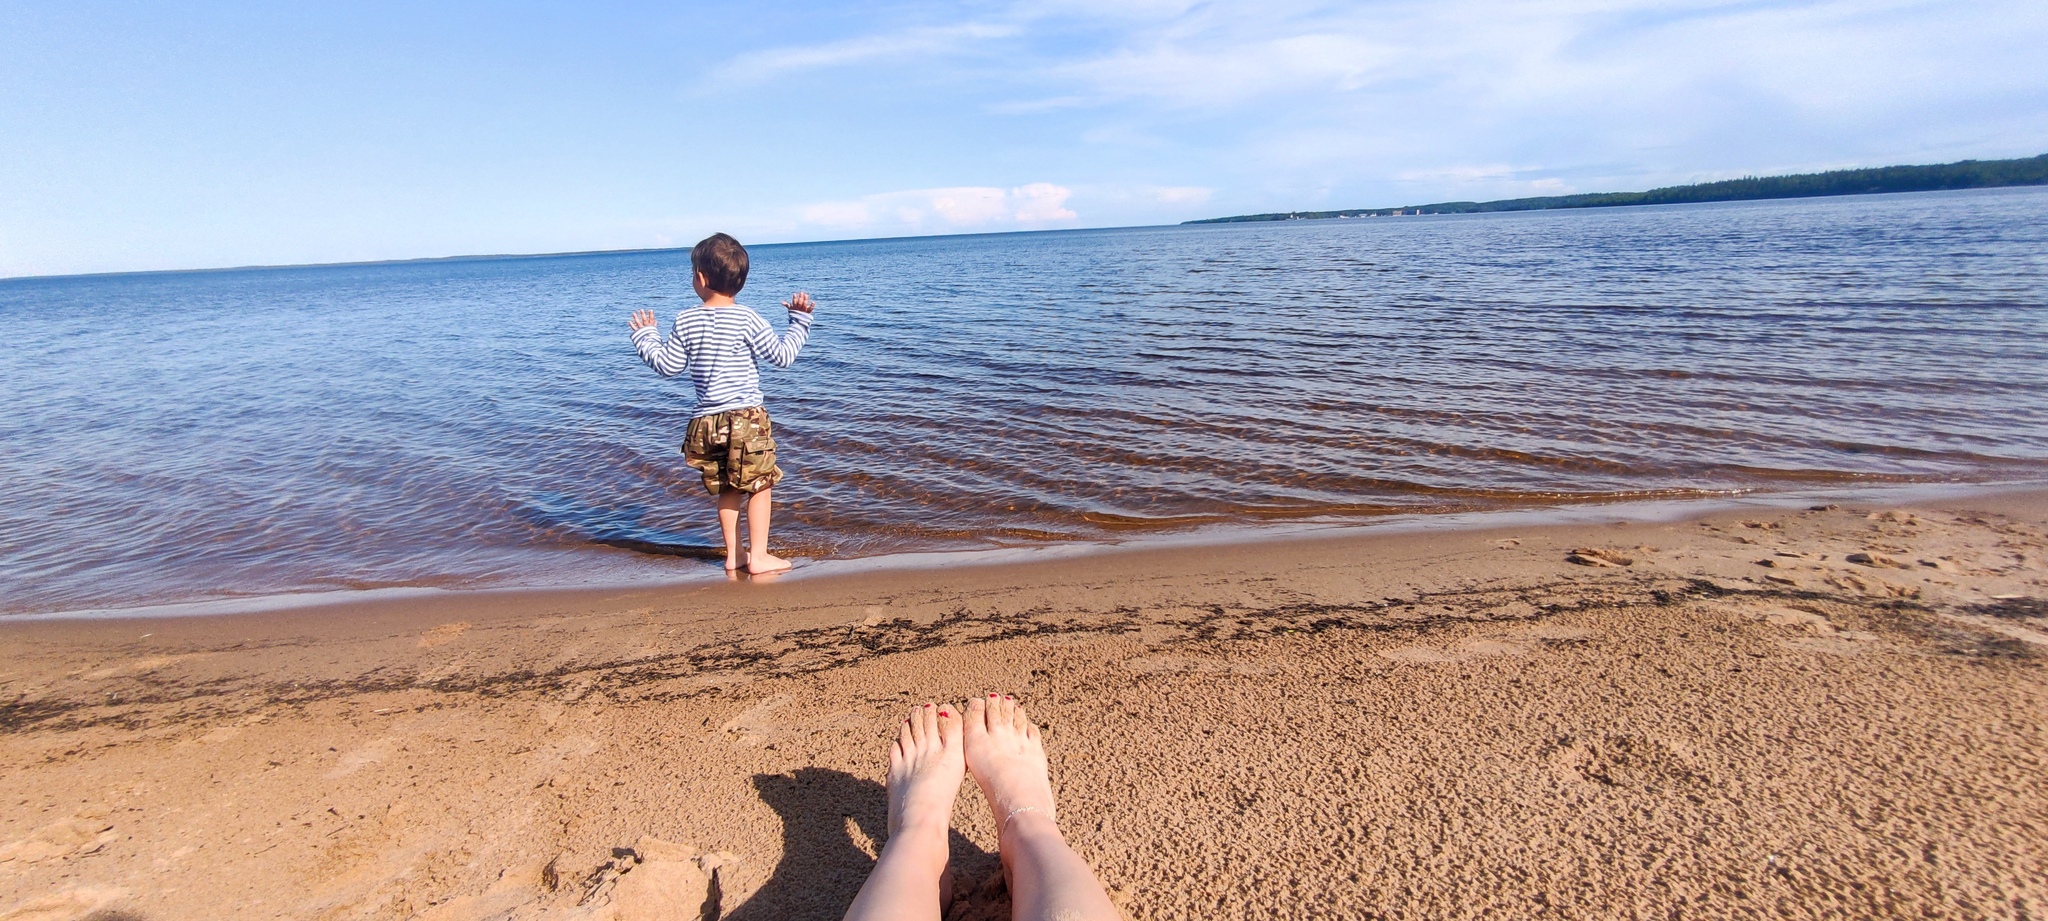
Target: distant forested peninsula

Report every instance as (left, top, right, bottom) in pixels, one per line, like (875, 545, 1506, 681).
(1185, 153, 2048, 223)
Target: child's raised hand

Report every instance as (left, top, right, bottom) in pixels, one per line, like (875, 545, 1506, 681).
(628, 308, 658, 331)
(783, 292, 815, 314)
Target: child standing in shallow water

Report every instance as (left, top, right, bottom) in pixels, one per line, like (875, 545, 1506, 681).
(628, 233, 815, 574)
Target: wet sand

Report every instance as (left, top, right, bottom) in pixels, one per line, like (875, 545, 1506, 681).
(3, 492, 2046, 920)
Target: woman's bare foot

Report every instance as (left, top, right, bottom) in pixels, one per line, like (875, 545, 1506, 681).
(963, 696, 1121, 921)
(886, 703, 965, 851)
(845, 704, 965, 921)
(747, 551, 792, 574)
(964, 694, 1058, 838)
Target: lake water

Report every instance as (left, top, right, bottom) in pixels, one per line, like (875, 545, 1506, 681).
(3, 187, 2046, 616)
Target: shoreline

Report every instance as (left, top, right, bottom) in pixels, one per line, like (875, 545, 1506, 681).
(16, 478, 2043, 625)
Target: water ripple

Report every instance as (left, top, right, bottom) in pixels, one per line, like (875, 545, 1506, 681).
(2, 188, 2046, 614)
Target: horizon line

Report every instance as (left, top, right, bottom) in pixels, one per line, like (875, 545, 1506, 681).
(10, 179, 2030, 283)
(0, 221, 1188, 284)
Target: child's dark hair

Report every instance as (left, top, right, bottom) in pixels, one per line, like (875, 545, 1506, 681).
(691, 233, 749, 296)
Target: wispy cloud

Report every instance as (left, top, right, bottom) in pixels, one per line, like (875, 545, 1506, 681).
(796, 183, 1078, 234)
(714, 22, 1018, 84)
(1051, 30, 1394, 108)
(1391, 165, 1572, 195)
(1148, 185, 1212, 204)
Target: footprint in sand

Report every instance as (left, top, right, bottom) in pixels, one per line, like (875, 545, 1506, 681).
(717, 696, 862, 748)
(719, 695, 794, 747)
(1825, 570, 1920, 599)
(1547, 734, 1705, 791)
(79, 653, 197, 681)
(1379, 623, 1593, 665)
(1728, 602, 1884, 654)
(1518, 624, 1595, 642)
(1122, 654, 1277, 676)
(1762, 607, 1836, 634)
(417, 622, 471, 648)
(1780, 636, 1874, 656)
(528, 734, 602, 780)
(1380, 637, 1531, 664)
(415, 861, 548, 921)
(0, 886, 129, 921)
(0, 817, 117, 865)
(326, 736, 401, 779)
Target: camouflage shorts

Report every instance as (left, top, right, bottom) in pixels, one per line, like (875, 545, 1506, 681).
(682, 406, 784, 496)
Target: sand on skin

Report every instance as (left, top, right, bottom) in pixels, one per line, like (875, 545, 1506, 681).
(2, 492, 2046, 920)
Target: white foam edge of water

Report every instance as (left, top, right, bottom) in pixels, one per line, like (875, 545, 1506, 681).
(782, 478, 2046, 579)
(13, 478, 2043, 622)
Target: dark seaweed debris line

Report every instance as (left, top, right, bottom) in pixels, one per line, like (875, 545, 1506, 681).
(4, 576, 2034, 736)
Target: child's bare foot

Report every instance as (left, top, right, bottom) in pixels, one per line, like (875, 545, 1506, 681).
(886, 703, 965, 856)
(746, 551, 792, 574)
(964, 694, 1058, 839)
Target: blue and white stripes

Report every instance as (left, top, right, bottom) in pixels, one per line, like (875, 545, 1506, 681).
(631, 304, 813, 417)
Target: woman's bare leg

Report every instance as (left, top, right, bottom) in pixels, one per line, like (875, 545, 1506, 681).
(963, 695, 1122, 921)
(844, 703, 964, 921)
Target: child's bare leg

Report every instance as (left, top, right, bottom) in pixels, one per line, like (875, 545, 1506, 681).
(963, 695, 1121, 921)
(843, 703, 963, 921)
(745, 487, 791, 573)
(716, 491, 744, 571)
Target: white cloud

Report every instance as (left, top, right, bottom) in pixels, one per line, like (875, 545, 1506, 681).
(1054, 30, 1394, 108)
(1149, 185, 1212, 204)
(1013, 0, 1202, 17)
(8, 0, 2043, 275)
(714, 22, 1018, 84)
(1395, 164, 1528, 184)
(796, 183, 1078, 234)
(1010, 183, 1078, 221)
(764, 0, 2044, 141)
(796, 199, 876, 227)
(1390, 165, 1573, 196)
(689, 0, 2046, 214)
(925, 187, 1011, 224)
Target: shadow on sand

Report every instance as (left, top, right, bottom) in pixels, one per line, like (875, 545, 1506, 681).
(723, 768, 998, 921)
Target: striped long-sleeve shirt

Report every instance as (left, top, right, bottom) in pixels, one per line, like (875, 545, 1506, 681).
(631, 304, 814, 417)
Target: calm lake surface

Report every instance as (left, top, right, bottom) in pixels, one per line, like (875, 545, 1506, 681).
(4, 187, 2046, 615)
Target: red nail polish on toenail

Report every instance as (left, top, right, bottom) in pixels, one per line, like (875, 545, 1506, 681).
(939, 711, 950, 716)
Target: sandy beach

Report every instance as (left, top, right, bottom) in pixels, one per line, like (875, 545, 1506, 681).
(3, 491, 2045, 920)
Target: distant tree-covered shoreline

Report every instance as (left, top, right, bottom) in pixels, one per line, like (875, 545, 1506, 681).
(1185, 153, 2048, 224)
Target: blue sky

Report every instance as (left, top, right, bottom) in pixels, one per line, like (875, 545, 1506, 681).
(2, 0, 2044, 277)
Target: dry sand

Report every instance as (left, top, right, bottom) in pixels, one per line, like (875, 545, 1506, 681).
(3, 492, 2046, 920)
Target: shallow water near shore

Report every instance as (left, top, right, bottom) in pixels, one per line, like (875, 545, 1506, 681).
(3, 187, 2047, 616)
